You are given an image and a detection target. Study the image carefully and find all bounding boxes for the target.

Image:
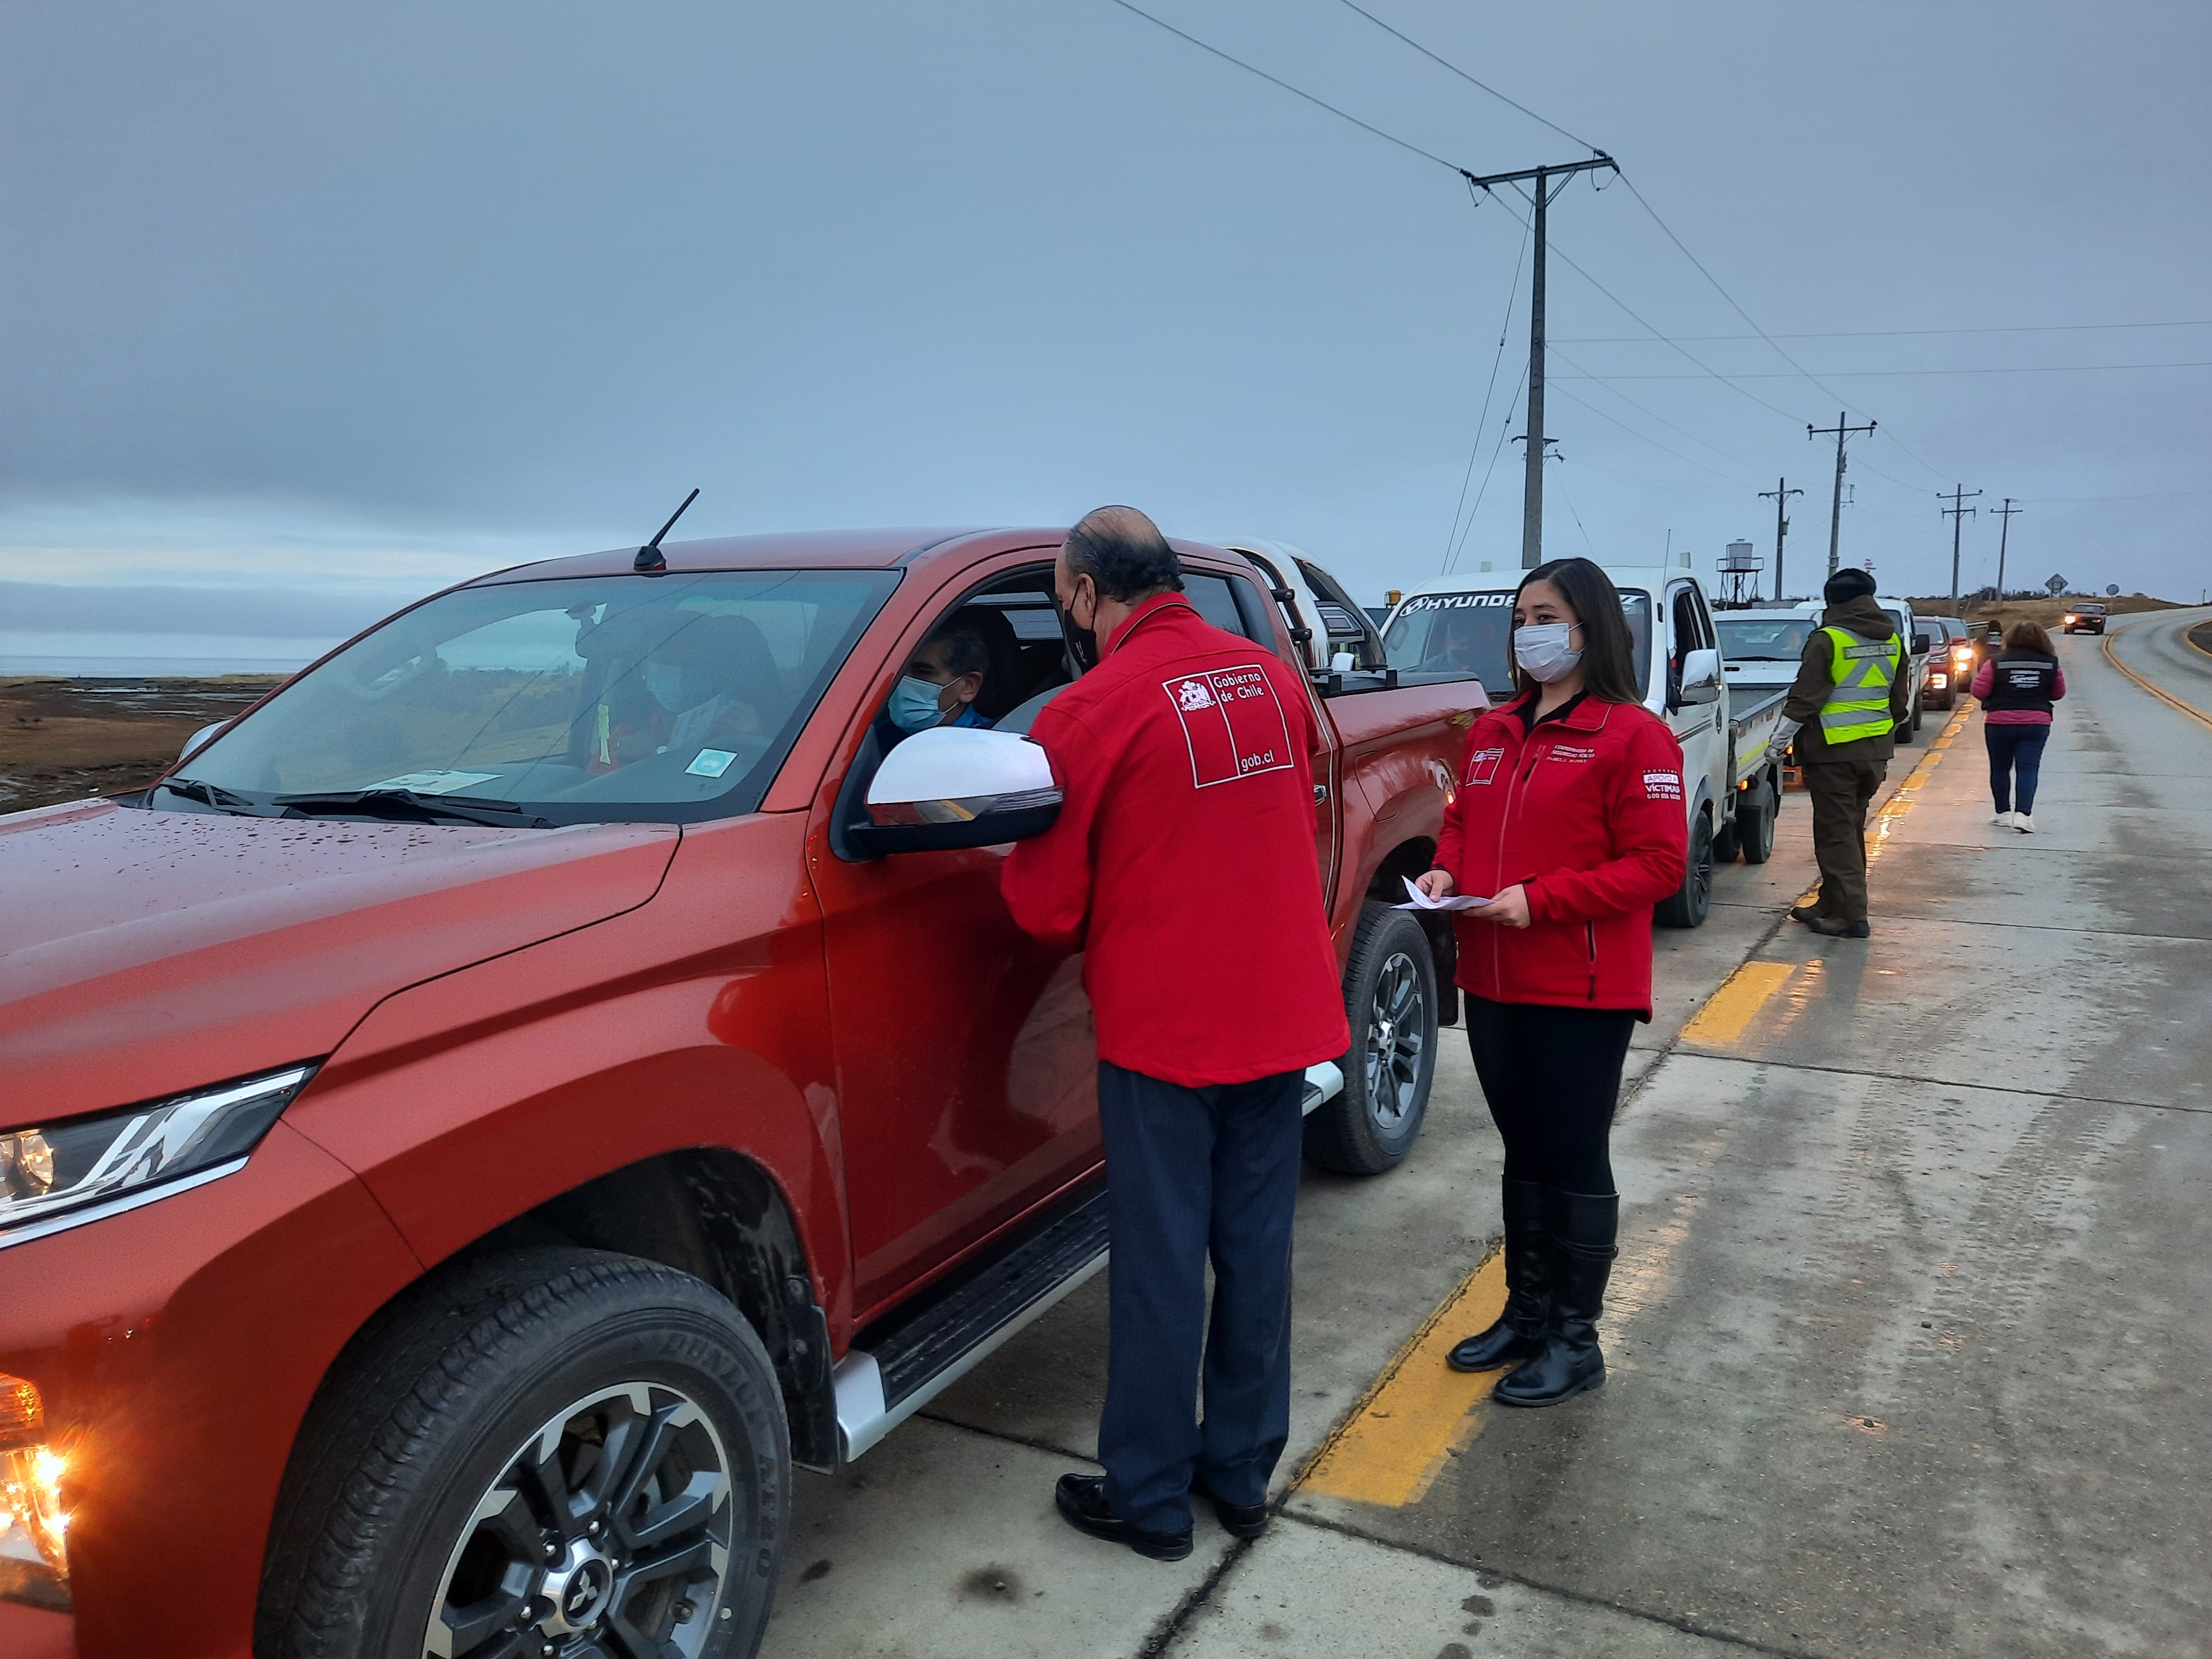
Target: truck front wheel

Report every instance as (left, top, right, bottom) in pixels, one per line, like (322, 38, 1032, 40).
(262, 1248, 789, 1659)
(1306, 901, 1438, 1175)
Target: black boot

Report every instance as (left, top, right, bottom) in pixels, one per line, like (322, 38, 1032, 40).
(1493, 1189, 1616, 1407)
(1447, 1177, 1549, 1372)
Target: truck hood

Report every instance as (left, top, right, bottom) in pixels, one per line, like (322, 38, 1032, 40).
(0, 801, 678, 1119)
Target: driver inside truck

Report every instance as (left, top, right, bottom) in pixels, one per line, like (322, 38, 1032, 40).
(879, 614, 994, 744)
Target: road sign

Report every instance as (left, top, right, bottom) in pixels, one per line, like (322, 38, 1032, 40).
(2106, 583, 2120, 596)
(2045, 574, 2068, 596)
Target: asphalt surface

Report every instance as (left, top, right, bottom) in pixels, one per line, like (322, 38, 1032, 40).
(760, 609, 2212, 1658)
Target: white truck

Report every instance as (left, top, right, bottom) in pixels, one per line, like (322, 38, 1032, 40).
(1382, 561, 1787, 928)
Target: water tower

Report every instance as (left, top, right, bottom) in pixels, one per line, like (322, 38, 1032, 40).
(1719, 539, 1765, 608)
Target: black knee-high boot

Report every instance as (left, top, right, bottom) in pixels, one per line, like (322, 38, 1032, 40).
(1447, 1177, 1549, 1372)
(1492, 1188, 1616, 1407)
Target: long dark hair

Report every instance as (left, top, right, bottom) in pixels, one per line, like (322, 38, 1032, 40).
(1511, 557, 1642, 704)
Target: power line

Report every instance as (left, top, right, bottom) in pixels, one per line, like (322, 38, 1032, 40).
(1448, 364, 1528, 573)
(1327, 0, 1601, 153)
(1544, 380, 1762, 488)
(1544, 342, 1768, 479)
(1556, 318, 2212, 343)
(1551, 360, 2212, 379)
(1101, 0, 1464, 173)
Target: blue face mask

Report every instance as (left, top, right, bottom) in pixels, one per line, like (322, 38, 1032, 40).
(644, 661, 697, 712)
(888, 674, 948, 733)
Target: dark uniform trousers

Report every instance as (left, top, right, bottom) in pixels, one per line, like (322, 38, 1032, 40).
(1095, 1060, 1303, 1535)
(1804, 757, 1887, 923)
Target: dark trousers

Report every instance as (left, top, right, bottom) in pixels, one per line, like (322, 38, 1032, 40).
(1095, 1060, 1302, 1533)
(1466, 997, 1635, 1192)
(1803, 757, 1888, 923)
(1985, 723, 2050, 814)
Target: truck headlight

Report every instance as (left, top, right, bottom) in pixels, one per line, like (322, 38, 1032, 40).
(0, 1064, 316, 1247)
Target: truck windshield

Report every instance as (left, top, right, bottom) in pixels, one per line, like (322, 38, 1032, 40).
(1385, 589, 1652, 695)
(158, 570, 896, 825)
(1714, 617, 1816, 662)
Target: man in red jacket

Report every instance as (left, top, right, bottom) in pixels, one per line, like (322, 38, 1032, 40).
(1003, 506, 1349, 1561)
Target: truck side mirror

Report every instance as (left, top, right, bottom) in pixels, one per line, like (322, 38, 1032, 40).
(860, 727, 1062, 853)
(1676, 647, 1722, 706)
(180, 719, 231, 761)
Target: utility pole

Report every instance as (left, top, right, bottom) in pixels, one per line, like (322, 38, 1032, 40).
(1807, 413, 1876, 580)
(1991, 498, 2021, 611)
(1939, 484, 1983, 614)
(1759, 477, 1802, 599)
(1463, 152, 1619, 568)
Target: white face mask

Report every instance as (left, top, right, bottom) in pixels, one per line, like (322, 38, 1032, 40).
(1514, 622, 1582, 683)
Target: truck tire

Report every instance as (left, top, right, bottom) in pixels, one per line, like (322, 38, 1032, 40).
(1735, 776, 1776, 865)
(262, 1248, 789, 1659)
(1305, 901, 1437, 1176)
(1655, 808, 1714, 928)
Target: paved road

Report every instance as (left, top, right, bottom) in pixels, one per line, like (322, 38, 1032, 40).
(760, 612, 2212, 1658)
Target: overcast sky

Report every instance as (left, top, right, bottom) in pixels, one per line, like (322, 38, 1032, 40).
(4, 0, 2207, 634)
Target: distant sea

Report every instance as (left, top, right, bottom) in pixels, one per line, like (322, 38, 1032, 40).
(0, 632, 339, 677)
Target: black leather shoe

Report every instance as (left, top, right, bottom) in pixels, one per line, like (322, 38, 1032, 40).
(1493, 1190, 1616, 1410)
(1053, 1474, 1193, 1561)
(1804, 915, 1870, 938)
(1190, 1472, 1268, 1538)
(1787, 903, 1824, 924)
(1448, 1177, 1550, 1372)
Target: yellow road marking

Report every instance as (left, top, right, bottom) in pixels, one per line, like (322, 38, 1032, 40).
(2186, 621, 2212, 664)
(1297, 1249, 1506, 1507)
(2102, 627, 2212, 732)
(1681, 960, 1797, 1047)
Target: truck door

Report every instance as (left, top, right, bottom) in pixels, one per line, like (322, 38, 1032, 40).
(1222, 559, 1339, 909)
(808, 556, 1101, 1315)
(1665, 580, 1724, 821)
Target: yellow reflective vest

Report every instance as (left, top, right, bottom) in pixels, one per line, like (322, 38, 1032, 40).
(1815, 626, 1902, 745)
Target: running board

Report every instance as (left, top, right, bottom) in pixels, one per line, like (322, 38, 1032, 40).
(831, 1060, 1343, 1463)
(834, 1184, 1109, 1461)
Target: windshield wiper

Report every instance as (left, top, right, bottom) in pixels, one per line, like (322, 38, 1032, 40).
(158, 776, 264, 813)
(270, 788, 552, 829)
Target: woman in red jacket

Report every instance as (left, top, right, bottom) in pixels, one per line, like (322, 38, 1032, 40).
(1415, 556, 1687, 1406)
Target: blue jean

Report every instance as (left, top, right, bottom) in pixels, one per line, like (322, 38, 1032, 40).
(1985, 723, 2051, 814)
(1095, 1061, 1302, 1533)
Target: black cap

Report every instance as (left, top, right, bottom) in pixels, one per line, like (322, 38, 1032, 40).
(1824, 567, 1877, 604)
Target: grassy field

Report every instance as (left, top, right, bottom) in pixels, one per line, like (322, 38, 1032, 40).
(0, 677, 280, 813)
(1906, 593, 2185, 628)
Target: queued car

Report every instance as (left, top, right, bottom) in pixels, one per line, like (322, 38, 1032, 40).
(2063, 602, 2108, 635)
(1920, 616, 1981, 710)
(0, 526, 1488, 1659)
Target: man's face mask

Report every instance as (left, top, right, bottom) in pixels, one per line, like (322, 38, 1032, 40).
(1060, 575, 1100, 674)
(888, 674, 949, 733)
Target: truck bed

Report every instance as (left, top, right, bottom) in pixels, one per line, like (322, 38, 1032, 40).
(1728, 688, 1789, 789)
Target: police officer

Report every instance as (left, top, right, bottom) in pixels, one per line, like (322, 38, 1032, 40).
(1766, 567, 1913, 938)
(1002, 506, 1349, 1562)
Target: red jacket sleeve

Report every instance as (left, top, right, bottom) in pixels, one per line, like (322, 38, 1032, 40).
(1434, 729, 1471, 878)
(1525, 718, 1687, 924)
(1000, 705, 1103, 952)
(1970, 659, 1994, 700)
(2051, 662, 2067, 700)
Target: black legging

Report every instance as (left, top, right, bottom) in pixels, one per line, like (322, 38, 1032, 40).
(1465, 996, 1636, 1192)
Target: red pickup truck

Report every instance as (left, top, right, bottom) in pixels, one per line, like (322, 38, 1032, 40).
(0, 526, 1480, 1659)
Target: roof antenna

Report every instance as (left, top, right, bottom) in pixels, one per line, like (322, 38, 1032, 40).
(634, 487, 700, 573)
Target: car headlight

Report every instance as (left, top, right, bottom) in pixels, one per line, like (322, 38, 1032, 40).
(0, 1064, 316, 1248)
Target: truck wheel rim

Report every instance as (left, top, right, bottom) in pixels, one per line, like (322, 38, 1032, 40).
(423, 1381, 734, 1659)
(1364, 950, 1426, 1125)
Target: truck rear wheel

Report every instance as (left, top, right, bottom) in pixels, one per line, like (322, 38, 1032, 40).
(262, 1248, 788, 1659)
(1655, 809, 1714, 928)
(1735, 775, 1777, 865)
(1305, 901, 1437, 1175)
